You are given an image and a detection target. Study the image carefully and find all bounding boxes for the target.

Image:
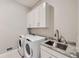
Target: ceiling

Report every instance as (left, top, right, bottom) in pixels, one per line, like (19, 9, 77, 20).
(15, 0, 40, 8)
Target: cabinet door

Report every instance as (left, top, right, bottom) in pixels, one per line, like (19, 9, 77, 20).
(27, 2, 47, 28)
(41, 45, 69, 58)
(32, 3, 46, 27)
(41, 49, 56, 58)
(32, 7, 40, 27)
(27, 7, 40, 28)
(38, 2, 46, 27)
(27, 11, 34, 28)
(27, 13, 31, 27)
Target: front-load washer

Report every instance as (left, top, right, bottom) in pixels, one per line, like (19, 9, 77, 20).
(17, 35, 26, 57)
(23, 35, 46, 58)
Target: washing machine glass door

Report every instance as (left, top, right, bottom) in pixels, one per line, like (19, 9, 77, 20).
(19, 39, 21, 47)
(24, 43, 33, 58)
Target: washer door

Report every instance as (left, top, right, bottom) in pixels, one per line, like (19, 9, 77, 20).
(24, 43, 33, 58)
(19, 40, 21, 47)
(18, 39, 24, 57)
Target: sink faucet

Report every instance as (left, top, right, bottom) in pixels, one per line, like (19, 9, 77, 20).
(54, 29, 67, 44)
(54, 29, 60, 41)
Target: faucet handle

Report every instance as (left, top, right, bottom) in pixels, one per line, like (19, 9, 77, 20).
(60, 35, 67, 44)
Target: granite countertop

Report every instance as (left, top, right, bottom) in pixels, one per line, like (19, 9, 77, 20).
(41, 39, 77, 58)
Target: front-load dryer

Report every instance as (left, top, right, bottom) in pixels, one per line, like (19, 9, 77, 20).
(23, 35, 46, 58)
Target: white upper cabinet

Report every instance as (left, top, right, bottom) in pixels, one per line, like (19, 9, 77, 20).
(27, 2, 54, 28)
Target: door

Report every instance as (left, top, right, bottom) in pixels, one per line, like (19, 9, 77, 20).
(24, 42, 33, 58)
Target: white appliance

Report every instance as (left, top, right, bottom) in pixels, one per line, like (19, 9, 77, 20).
(23, 34, 46, 58)
(0, 35, 26, 58)
(17, 35, 26, 57)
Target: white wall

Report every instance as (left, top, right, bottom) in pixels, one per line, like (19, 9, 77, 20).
(31, 0, 77, 42)
(44, 0, 77, 42)
(0, 0, 29, 54)
(76, 0, 79, 52)
(53, 0, 77, 42)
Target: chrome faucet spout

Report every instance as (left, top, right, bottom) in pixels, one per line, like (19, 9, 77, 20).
(54, 29, 60, 41)
(54, 29, 67, 44)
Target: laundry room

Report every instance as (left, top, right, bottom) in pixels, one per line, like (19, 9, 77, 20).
(0, 0, 79, 58)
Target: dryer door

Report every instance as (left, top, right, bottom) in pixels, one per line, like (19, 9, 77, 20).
(24, 42, 33, 58)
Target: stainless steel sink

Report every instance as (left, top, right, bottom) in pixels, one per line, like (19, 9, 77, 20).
(56, 42, 68, 50)
(45, 41, 54, 46)
(45, 40, 68, 51)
